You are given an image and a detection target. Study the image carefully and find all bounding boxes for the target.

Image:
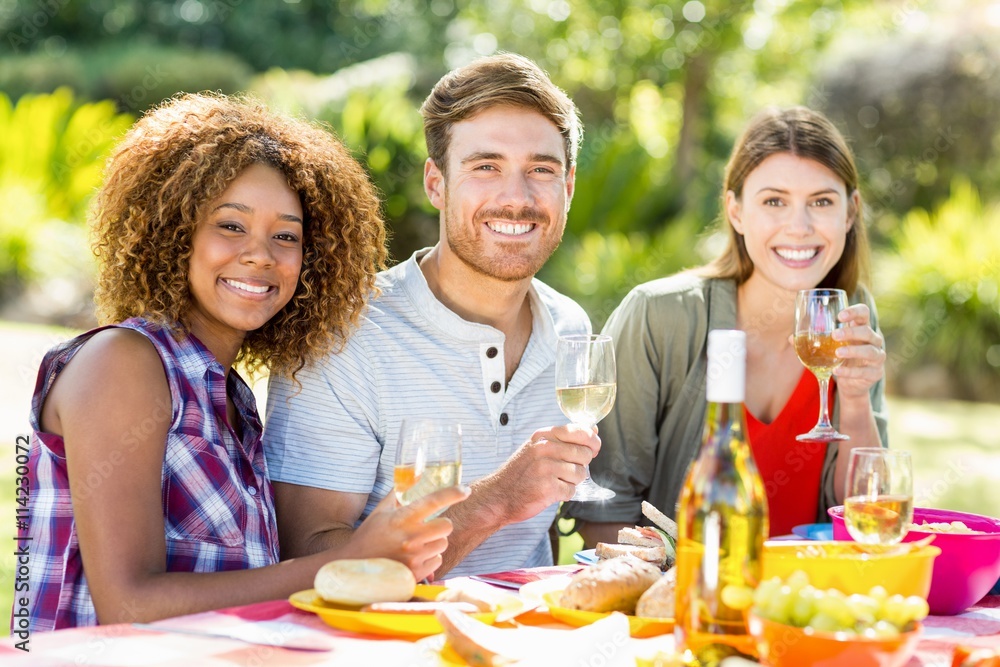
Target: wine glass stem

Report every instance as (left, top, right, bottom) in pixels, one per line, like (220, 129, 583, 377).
(576, 421, 596, 475)
(816, 375, 834, 429)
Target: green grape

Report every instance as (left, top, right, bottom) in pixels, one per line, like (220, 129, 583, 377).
(814, 591, 855, 628)
(870, 619, 901, 638)
(721, 584, 755, 611)
(846, 593, 879, 626)
(903, 595, 930, 624)
(867, 585, 888, 603)
(752, 571, 929, 637)
(785, 569, 810, 593)
(763, 585, 795, 623)
(882, 594, 911, 629)
(753, 576, 782, 610)
(807, 611, 845, 633)
(790, 585, 820, 627)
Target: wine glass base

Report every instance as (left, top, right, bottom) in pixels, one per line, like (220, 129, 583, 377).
(571, 478, 616, 502)
(796, 428, 850, 443)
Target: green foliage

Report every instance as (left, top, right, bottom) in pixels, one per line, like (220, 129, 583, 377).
(539, 216, 707, 330)
(0, 0, 455, 75)
(0, 44, 253, 113)
(817, 30, 1000, 239)
(0, 88, 132, 293)
(876, 180, 1000, 401)
(252, 63, 438, 263)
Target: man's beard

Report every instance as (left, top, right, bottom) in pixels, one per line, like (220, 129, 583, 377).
(444, 201, 563, 282)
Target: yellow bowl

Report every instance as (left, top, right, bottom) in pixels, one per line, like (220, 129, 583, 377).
(762, 541, 939, 598)
(748, 613, 921, 667)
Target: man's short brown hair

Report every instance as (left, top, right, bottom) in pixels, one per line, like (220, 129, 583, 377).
(420, 53, 581, 174)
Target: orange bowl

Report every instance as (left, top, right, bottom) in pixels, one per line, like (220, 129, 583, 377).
(762, 540, 939, 598)
(748, 613, 922, 667)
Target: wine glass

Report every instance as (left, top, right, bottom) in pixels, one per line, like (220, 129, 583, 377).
(794, 288, 850, 442)
(555, 334, 617, 502)
(843, 448, 914, 545)
(393, 419, 462, 513)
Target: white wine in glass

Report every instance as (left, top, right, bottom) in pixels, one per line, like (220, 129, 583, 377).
(393, 419, 462, 510)
(556, 334, 617, 502)
(794, 288, 850, 442)
(843, 448, 913, 546)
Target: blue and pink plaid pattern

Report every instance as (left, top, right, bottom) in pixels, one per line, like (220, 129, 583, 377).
(19, 318, 280, 632)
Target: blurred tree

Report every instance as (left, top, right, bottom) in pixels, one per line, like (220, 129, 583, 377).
(0, 89, 132, 321)
(0, 0, 455, 75)
(815, 25, 1000, 243)
(252, 58, 438, 263)
(875, 179, 1000, 402)
(0, 44, 253, 113)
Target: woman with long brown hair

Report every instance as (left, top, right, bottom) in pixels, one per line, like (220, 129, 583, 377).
(567, 106, 887, 542)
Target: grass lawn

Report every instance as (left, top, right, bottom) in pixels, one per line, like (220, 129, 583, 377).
(2, 320, 999, 635)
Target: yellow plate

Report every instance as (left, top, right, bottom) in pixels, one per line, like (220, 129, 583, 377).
(542, 591, 673, 638)
(289, 585, 497, 639)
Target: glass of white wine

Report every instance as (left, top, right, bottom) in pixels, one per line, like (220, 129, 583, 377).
(555, 334, 617, 502)
(794, 288, 850, 442)
(393, 419, 462, 513)
(844, 448, 914, 545)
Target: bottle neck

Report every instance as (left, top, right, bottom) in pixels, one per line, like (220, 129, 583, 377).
(702, 401, 746, 454)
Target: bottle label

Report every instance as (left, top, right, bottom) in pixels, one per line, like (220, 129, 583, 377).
(706, 330, 745, 403)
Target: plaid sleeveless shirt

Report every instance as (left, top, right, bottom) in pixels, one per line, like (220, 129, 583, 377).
(20, 318, 279, 632)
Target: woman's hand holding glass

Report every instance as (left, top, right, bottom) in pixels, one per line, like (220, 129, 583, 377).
(794, 290, 887, 440)
(394, 419, 463, 513)
(829, 302, 887, 401)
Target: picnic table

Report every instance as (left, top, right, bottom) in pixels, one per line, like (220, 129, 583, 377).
(3, 566, 999, 666)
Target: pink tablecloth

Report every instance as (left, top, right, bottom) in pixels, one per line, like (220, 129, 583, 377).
(4, 586, 999, 666)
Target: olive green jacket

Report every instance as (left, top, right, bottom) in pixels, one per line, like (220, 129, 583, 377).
(563, 274, 888, 527)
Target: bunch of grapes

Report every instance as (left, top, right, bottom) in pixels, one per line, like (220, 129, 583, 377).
(751, 570, 930, 637)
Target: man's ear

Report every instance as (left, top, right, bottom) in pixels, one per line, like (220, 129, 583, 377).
(725, 190, 744, 234)
(565, 164, 576, 206)
(424, 158, 445, 211)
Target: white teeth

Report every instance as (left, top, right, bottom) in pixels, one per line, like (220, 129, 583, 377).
(224, 279, 270, 294)
(775, 247, 818, 261)
(487, 221, 534, 236)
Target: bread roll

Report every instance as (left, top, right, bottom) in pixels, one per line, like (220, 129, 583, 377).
(559, 555, 661, 614)
(314, 558, 416, 606)
(635, 567, 676, 619)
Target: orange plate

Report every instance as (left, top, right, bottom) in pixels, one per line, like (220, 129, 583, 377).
(542, 591, 673, 638)
(747, 613, 922, 667)
(289, 585, 497, 640)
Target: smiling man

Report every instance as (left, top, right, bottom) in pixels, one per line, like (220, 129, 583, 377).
(263, 54, 597, 577)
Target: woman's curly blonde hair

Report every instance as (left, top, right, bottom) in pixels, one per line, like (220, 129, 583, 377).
(92, 92, 387, 379)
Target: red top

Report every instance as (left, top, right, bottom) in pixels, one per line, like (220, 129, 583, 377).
(744, 369, 831, 537)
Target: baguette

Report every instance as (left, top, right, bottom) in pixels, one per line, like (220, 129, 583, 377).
(635, 567, 677, 619)
(560, 555, 662, 614)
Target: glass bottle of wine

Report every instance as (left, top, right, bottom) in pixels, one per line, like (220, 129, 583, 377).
(675, 330, 769, 665)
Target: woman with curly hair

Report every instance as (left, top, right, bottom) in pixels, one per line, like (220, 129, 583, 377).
(19, 93, 468, 632)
